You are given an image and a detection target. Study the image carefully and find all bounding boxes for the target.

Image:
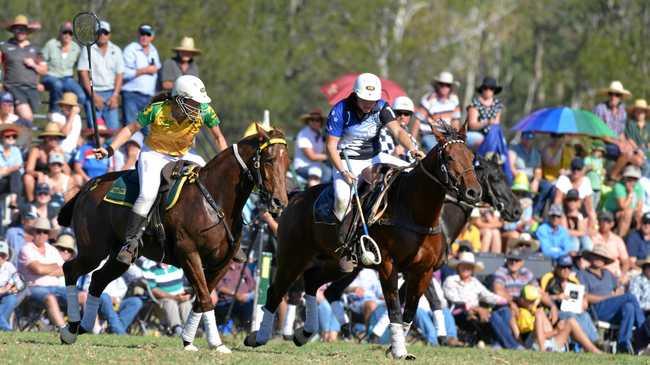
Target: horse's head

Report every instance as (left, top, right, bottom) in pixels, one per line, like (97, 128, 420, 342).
(474, 155, 522, 221)
(248, 124, 290, 214)
(425, 124, 482, 204)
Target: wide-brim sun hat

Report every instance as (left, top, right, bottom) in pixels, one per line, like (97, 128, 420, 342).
(0, 123, 31, 146)
(392, 96, 414, 113)
(476, 76, 502, 94)
(448, 252, 484, 272)
(622, 164, 642, 180)
(54, 234, 77, 255)
(5, 15, 39, 32)
(432, 71, 459, 87)
(299, 108, 325, 124)
(636, 256, 650, 268)
(597, 80, 631, 99)
(628, 99, 650, 114)
(583, 245, 614, 265)
(57, 92, 78, 107)
(38, 122, 65, 139)
(507, 233, 540, 252)
(173, 36, 201, 54)
(31, 216, 52, 232)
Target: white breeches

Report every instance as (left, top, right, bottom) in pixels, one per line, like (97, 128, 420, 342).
(333, 152, 409, 221)
(131, 146, 206, 216)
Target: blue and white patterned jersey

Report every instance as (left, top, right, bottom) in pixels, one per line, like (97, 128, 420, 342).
(326, 97, 395, 160)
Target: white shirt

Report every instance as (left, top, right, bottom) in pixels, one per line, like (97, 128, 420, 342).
(0, 260, 17, 287)
(349, 269, 383, 300)
(555, 175, 593, 198)
(419, 92, 460, 132)
(443, 274, 503, 309)
(50, 112, 81, 155)
(293, 125, 324, 170)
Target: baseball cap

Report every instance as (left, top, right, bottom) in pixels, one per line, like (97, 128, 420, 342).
(565, 189, 580, 201)
(521, 284, 541, 302)
(642, 212, 650, 224)
(570, 157, 584, 171)
(622, 165, 642, 180)
(138, 24, 155, 36)
(307, 166, 322, 179)
(48, 152, 65, 165)
(554, 255, 573, 268)
(0, 91, 14, 104)
(548, 204, 564, 217)
(597, 210, 614, 222)
(21, 205, 38, 220)
(35, 183, 50, 195)
(97, 20, 111, 33)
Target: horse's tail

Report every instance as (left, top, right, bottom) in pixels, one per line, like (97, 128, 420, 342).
(57, 192, 79, 227)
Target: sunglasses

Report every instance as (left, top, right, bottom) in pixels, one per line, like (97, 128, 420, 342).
(61, 30, 73, 35)
(3, 134, 17, 139)
(608, 92, 623, 97)
(396, 111, 412, 117)
(437, 83, 452, 88)
(56, 247, 74, 254)
(12, 26, 28, 33)
(34, 229, 49, 235)
(98, 30, 110, 36)
(139, 31, 153, 37)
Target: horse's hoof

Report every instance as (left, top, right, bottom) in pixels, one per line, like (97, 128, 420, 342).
(243, 331, 264, 348)
(403, 354, 417, 361)
(183, 343, 199, 352)
(292, 327, 313, 347)
(60, 325, 78, 345)
(385, 346, 415, 360)
(210, 343, 232, 354)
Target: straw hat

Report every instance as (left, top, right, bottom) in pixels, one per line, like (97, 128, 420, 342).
(583, 245, 614, 265)
(5, 15, 40, 32)
(54, 234, 77, 256)
(38, 122, 65, 139)
(637, 256, 650, 268)
(628, 99, 650, 114)
(598, 80, 631, 99)
(299, 108, 325, 124)
(57, 92, 78, 107)
(0, 123, 30, 146)
(507, 233, 540, 253)
(31, 217, 52, 232)
(448, 252, 484, 272)
(173, 37, 201, 54)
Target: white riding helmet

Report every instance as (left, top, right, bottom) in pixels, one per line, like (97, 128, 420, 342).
(392, 96, 414, 113)
(353, 73, 382, 101)
(172, 75, 211, 103)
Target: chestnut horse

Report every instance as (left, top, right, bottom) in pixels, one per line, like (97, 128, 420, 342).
(58, 126, 289, 352)
(244, 125, 481, 359)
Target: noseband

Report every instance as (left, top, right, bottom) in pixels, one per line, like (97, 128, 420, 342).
(418, 139, 472, 195)
(232, 137, 287, 207)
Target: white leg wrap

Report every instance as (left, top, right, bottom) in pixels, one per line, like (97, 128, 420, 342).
(402, 321, 412, 337)
(182, 311, 202, 344)
(202, 311, 222, 347)
(330, 300, 349, 325)
(66, 285, 80, 322)
(256, 307, 276, 344)
(433, 309, 447, 337)
(303, 295, 318, 334)
(389, 322, 408, 358)
(80, 294, 100, 331)
(282, 304, 296, 336)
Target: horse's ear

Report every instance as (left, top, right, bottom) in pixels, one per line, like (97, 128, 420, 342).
(255, 123, 269, 142)
(430, 121, 445, 144)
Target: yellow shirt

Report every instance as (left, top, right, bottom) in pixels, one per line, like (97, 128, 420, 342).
(137, 100, 220, 156)
(456, 224, 481, 252)
(516, 306, 536, 334)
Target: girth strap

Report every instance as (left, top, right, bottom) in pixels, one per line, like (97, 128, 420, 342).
(195, 178, 236, 248)
(375, 217, 442, 236)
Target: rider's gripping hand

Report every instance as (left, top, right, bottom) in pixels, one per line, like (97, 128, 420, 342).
(93, 145, 114, 160)
(410, 149, 426, 160)
(341, 170, 356, 185)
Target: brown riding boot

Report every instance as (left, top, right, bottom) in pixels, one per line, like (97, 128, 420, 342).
(116, 212, 149, 265)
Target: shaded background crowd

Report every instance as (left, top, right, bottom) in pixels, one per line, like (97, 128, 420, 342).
(1, 0, 650, 358)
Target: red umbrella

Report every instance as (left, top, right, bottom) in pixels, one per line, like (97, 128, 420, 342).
(320, 73, 407, 106)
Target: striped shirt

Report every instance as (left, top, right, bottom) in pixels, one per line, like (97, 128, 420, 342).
(143, 263, 184, 295)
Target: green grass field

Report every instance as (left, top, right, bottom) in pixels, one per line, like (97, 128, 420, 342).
(0, 332, 645, 365)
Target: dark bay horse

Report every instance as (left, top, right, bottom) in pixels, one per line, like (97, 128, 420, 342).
(244, 126, 481, 359)
(58, 126, 289, 352)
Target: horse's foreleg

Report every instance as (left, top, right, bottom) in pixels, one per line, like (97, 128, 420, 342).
(379, 259, 414, 360)
(402, 268, 434, 339)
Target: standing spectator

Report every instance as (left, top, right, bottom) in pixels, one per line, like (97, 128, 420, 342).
(41, 21, 85, 113)
(214, 261, 255, 329)
(584, 141, 606, 209)
(121, 24, 161, 124)
(72, 118, 113, 184)
(553, 157, 596, 224)
(77, 20, 123, 129)
(603, 165, 644, 237)
(508, 132, 542, 194)
(293, 109, 330, 182)
(142, 261, 192, 336)
(18, 217, 66, 330)
(49, 92, 82, 160)
(0, 240, 20, 331)
(159, 36, 200, 92)
(6, 206, 36, 267)
(536, 204, 573, 259)
(590, 211, 630, 279)
(561, 189, 593, 252)
(0, 15, 47, 122)
(0, 124, 25, 208)
(630, 256, 650, 313)
(411, 71, 461, 150)
(466, 77, 504, 150)
(626, 212, 650, 268)
(23, 122, 67, 202)
(0, 92, 19, 125)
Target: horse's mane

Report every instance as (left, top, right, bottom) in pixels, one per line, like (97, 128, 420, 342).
(434, 122, 465, 142)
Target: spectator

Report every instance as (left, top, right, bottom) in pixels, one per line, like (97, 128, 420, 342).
(346, 269, 383, 328)
(293, 109, 330, 182)
(48, 92, 82, 160)
(561, 189, 593, 252)
(45, 151, 76, 211)
(316, 284, 340, 342)
(475, 206, 502, 253)
(509, 132, 542, 194)
(31, 183, 60, 232)
(121, 24, 161, 125)
(411, 71, 461, 150)
(41, 21, 85, 114)
(305, 166, 322, 188)
(18, 217, 66, 330)
(630, 256, 650, 313)
(466, 77, 503, 150)
(73, 118, 113, 184)
(0, 15, 47, 122)
(625, 99, 650, 155)
(540, 134, 574, 183)
(0, 240, 20, 331)
(492, 248, 537, 313)
(590, 211, 630, 279)
(159, 36, 200, 92)
(584, 140, 606, 209)
(504, 172, 535, 236)
(142, 261, 192, 336)
(0, 92, 19, 125)
(454, 209, 482, 253)
(505, 233, 539, 257)
(539, 255, 599, 344)
(417, 275, 464, 347)
(0, 124, 25, 208)
(214, 261, 255, 329)
(443, 252, 520, 349)
(23, 122, 67, 202)
(77, 20, 123, 129)
(6, 205, 36, 267)
(626, 212, 650, 268)
(382, 96, 417, 163)
(578, 245, 648, 354)
(536, 204, 573, 259)
(603, 165, 644, 237)
(553, 157, 596, 224)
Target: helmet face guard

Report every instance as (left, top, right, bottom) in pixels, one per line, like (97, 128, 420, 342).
(175, 95, 201, 122)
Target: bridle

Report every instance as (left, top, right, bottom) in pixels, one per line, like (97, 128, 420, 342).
(418, 139, 473, 195)
(232, 137, 287, 211)
(474, 160, 505, 211)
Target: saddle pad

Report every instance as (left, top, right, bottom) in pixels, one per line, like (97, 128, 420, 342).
(313, 184, 337, 224)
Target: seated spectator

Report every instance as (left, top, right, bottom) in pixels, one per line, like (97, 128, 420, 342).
(514, 284, 600, 353)
(0, 15, 47, 122)
(6, 205, 36, 267)
(536, 204, 574, 259)
(603, 165, 644, 237)
(443, 252, 521, 349)
(590, 211, 630, 279)
(584, 140, 606, 209)
(466, 77, 503, 150)
(347, 269, 383, 330)
(316, 284, 340, 342)
(41, 21, 85, 114)
(475, 206, 502, 253)
(541, 134, 573, 183)
(540, 255, 599, 343)
(23, 122, 67, 202)
(416, 274, 463, 347)
(626, 212, 650, 269)
(214, 261, 255, 330)
(578, 245, 649, 354)
(44, 152, 77, 210)
(159, 36, 200, 92)
(492, 248, 537, 316)
(0, 240, 21, 331)
(305, 166, 322, 188)
(0, 124, 25, 208)
(18, 217, 66, 330)
(454, 209, 481, 253)
(293, 109, 330, 183)
(505, 233, 539, 257)
(0, 92, 19, 125)
(630, 256, 650, 314)
(73, 119, 113, 184)
(508, 132, 542, 194)
(553, 157, 596, 224)
(30, 183, 60, 232)
(48, 92, 82, 160)
(142, 261, 192, 336)
(561, 189, 593, 252)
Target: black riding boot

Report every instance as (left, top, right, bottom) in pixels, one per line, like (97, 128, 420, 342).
(336, 213, 356, 273)
(116, 212, 149, 264)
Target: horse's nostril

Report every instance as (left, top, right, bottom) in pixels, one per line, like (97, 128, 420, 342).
(514, 208, 522, 217)
(465, 189, 479, 201)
